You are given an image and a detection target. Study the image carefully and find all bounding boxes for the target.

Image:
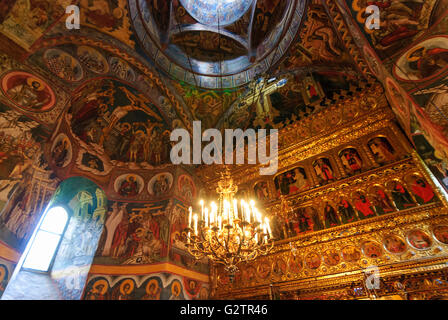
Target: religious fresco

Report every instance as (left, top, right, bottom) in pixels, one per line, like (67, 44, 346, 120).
(114, 174, 145, 198)
(1, 71, 56, 112)
(83, 273, 209, 300)
(433, 225, 448, 244)
(78, 0, 134, 46)
(148, 172, 174, 197)
(274, 167, 310, 197)
(168, 198, 208, 274)
(336, 196, 358, 224)
(77, 46, 110, 75)
(368, 137, 397, 165)
(43, 49, 84, 82)
(177, 174, 196, 204)
(254, 181, 270, 202)
(68, 78, 171, 169)
(368, 185, 396, 215)
(0, 0, 68, 50)
(0, 102, 57, 251)
(387, 180, 417, 211)
(406, 229, 433, 250)
(340, 148, 363, 175)
(50, 133, 72, 168)
(394, 36, 448, 82)
(348, 0, 439, 60)
(383, 235, 407, 255)
(131, 0, 307, 88)
(94, 200, 170, 266)
(313, 158, 336, 185)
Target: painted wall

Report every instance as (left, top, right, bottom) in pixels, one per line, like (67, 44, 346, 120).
(328, 0, 448, 193)
(83, 272, 209, 300)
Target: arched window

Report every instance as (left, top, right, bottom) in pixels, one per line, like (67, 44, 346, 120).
(22, 206, 69, 272)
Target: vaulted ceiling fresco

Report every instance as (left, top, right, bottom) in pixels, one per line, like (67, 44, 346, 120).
(1, 0, 448, 302)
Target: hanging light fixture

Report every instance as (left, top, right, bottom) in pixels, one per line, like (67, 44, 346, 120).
(184, 169, 274, 274)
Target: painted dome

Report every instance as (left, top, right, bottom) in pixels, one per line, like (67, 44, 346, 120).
(130, 0, 307, 88)
(179, 0, 255, 26)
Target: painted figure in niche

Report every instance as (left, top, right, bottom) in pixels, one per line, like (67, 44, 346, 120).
(184, 279, 201, 298)
(303, 5, 342, 61)
(254, 181, 270, 202)
(81, 0, 125, 31)
(44, 49, 84, 82)
(370, 186, 395, 215)
(270, 215, 287, 240)
(305, 252, 321, 270)
(368, 137, 397, 164)
(406, 44, 448, 80)
(352, 0, 429, 55)
(116, 280, 134, 300)
(51, 135, 72, 168)
(85, 279, 108, 300)
(407, 230, 432, 250)
(110, 206, 130, 258)
(341, 246, 361, 263)
(305, 207, 324, 232)
(294, 208, 313, 234)
(390, 181, 415, 210)
(169, 281, 183, 300)
(313, 158, 335, 185)
(353, 192, 376, 219)
(272, 258, 287, 277)
(178, 175, 196, 203)
(2, 72, 54, 111)
(340, 148, 363, 174)
(337, 196, 358, 224)
(362, 241, 383, 259)
(77, 46, 109, 74)
(409, 176, 436, 205)
(433, 225, 448, 244)
(323, 202, 340, 228)
(323, 249, 340, 267)
(275, 167, 309, 196)
(169, 205, 188, 264)
(288, 255, 303, 274)
(102, 202, 126, 257)
(142, 279, 162, 300)
(117, 175, 142, 197)
(81, 152, 104, 172)
(148, 173, 173, 197)
(0, 161, 33, 226)
(384, 235, 407, 254)
(302, 76, 324, 105)
(257, 262, 272, 280)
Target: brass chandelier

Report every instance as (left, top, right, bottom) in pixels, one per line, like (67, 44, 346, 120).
(184, 170, 274, 274)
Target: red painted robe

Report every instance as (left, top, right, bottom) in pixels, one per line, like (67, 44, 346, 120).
(412, 183, 435, 203)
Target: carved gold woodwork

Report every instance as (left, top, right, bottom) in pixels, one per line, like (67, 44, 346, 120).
(203, 86, 448, 300)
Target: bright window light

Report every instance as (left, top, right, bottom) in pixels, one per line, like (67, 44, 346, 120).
(40, 206, 68, 234)
(22, 207, 69, 272)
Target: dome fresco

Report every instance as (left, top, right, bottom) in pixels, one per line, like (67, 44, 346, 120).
(130, 0, 307, 88)
(179, 0, 255, 26)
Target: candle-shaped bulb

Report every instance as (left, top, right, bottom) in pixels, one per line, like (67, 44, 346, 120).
(233, 199, 238, 220)
(193, 214, 198, 235)
(200, 200, 204, 221)
(188, 207, 193, 228)
(265, 217, 272, 237)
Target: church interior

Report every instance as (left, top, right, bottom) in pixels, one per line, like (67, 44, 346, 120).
(0, 0, 448, 301)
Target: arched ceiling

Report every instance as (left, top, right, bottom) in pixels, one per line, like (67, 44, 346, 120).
(131, 0, 307, 89)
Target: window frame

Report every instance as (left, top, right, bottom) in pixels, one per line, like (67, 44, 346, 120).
(21, 205, 70, 273)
